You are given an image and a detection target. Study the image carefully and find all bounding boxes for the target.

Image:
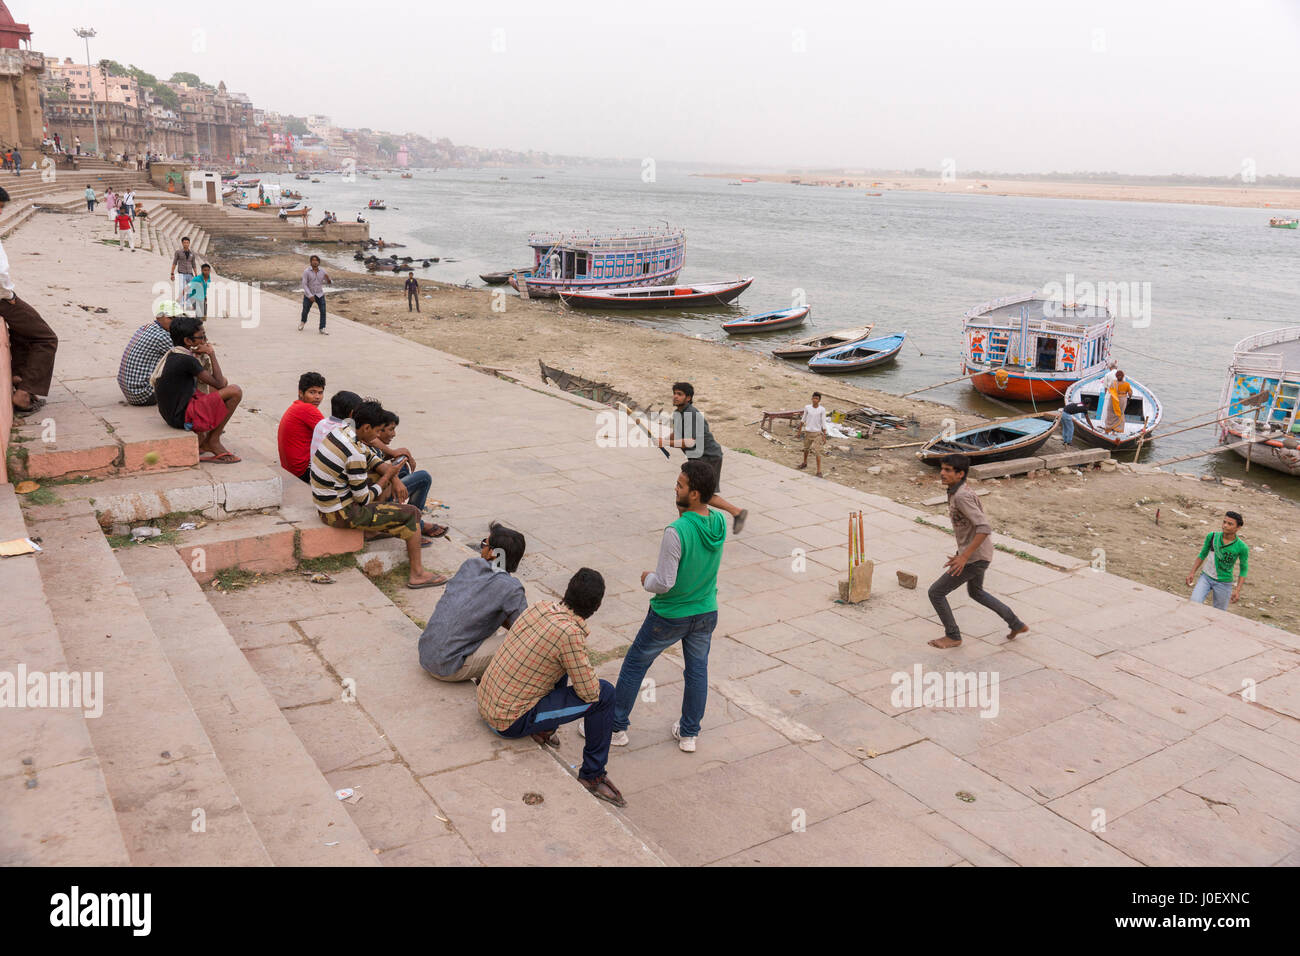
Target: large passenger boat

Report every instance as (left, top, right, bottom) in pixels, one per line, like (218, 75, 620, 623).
(508, 227, 686, 298)
(961, 291, 1114, 402)
(1218, 327, 1300, 476)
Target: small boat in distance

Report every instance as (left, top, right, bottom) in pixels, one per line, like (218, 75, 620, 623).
(773, 325, 875, 360)
(1063, 373, 1163, 449)
(808, 333, 906, 373)
(480, 269, 532, 285)
(401, 173, 414, 179)
(1269, 217, 1299, 229)
(295, 172, 310, 180)
(864, 192, 883, 197)
(311, 178, 320, 183)
(740, 177, 757, 183)
(722, 306, 811, 335)
(919, 415, 1060, 465)
(560, 278, 754, 310)
(368, 200, 387, 210)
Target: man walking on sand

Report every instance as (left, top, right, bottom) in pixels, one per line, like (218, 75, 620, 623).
(599, 461, 726, 753)
(926, 454, 1028, 649)
(1186, 511, 1248, 611)
(657, 381, 749, 533)
(299, 254, 331, 334)
(797, 391, 829, 476)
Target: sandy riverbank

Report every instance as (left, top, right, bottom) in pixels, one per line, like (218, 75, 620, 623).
(702, 173, 1300, 210)
(216, 243, 1300, 635)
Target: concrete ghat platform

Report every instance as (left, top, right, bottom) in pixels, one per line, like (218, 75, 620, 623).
(4, 211, 1299, 866)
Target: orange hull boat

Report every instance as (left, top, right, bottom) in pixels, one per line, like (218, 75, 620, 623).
(968, 369, 1076, 402)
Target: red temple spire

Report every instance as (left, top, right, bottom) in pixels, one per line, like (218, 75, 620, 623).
(0, 2, 33, 50)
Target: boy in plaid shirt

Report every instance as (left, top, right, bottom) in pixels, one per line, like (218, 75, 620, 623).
(477, 569, 626, 807)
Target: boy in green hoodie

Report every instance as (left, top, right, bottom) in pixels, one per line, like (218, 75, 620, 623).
(612, 459, 728, 752)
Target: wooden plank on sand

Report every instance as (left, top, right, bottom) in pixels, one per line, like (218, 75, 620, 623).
(1038, 449, 1109, 469)
(968, 456, 1047, 480)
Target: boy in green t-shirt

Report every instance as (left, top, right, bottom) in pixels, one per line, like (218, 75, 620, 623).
(610, 460, 727, 752)
(1186, 511, 1249, 611)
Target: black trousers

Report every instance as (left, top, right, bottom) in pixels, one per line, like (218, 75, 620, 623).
(407, 292, 420, 312)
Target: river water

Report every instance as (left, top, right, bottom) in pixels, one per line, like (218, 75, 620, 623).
(283, 164, 1300, 493)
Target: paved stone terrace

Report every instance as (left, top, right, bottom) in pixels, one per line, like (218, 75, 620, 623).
(8, 210, 1300, 866)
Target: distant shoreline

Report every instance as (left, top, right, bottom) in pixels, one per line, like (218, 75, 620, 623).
(699, 172, 1300, 210)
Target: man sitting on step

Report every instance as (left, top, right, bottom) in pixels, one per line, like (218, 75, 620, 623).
(476, 569, 626, 807)
(151, 315, 243, 463)
(118, 302, 183, 406)
(418, 522, 528, 682)
(310, 400, 446, 590)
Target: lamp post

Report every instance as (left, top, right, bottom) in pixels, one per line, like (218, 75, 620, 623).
(73, 27, 100, 156)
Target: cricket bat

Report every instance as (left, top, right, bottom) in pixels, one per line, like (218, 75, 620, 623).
(617, 402, 671, 458)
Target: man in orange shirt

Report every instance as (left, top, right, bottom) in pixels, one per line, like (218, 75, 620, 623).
(277, 372, 325, 482)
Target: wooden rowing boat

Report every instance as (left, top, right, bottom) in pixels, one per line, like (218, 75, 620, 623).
(1063, 374, 1163, 449)
(559, 277, 753, 310)
(807, 332, 906, 373)
(721, 306, 810, 335)
(918, 414, 1060, 465)
(772, 324, 875, 360)
(480, 269, 531, 285)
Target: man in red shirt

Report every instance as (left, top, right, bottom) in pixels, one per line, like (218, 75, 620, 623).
(115, 208, 135, 251)
(277, 371, 326, 481)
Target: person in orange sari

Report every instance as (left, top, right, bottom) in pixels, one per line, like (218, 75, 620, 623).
(1101, 370, 1132, 434)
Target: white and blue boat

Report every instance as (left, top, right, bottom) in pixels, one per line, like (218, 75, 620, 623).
(722, 305, 811, 335)
(1063, 372, 1162, 449)
(807, 332, 906, 373)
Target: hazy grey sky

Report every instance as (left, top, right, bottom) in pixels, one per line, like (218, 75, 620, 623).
(35, 0, 1300, 175)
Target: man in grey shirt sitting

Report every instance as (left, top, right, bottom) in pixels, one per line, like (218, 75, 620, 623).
(418, 524, 528, 682)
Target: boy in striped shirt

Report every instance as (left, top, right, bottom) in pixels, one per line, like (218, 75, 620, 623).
(310, 400, 446, 589)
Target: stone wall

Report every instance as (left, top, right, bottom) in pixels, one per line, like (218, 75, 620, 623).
(0, 49, 44, 151)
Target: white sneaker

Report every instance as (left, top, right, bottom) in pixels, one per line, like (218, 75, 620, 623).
(671, 720, 697, 753)
(576, 723, 629, 746)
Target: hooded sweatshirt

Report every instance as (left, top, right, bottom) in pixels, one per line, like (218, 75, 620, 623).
(645, 507, 728, 618)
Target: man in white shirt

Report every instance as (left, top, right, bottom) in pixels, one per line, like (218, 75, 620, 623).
(797, 391, 829, 477)
(0, 187, 58, 416)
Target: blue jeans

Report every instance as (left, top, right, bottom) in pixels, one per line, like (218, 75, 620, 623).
(401, 469, 431, 511)
(614, 608, 717, 737)
(1190, 572, 1233, 611)
(301, 295, 326, 329)
(496, 676, 616, 779)
(1061, 414, 1075, 446)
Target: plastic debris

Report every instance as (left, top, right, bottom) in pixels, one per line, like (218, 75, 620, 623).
(130, 526, 162, 540)
(334, 788, 354, 801)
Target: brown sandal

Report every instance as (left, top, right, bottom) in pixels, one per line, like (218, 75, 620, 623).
(579, 774, 626, 807)
(421, 521, 448, 538)
(531, 729, 561, 748)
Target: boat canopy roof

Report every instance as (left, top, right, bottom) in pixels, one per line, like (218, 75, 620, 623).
(1232, 327, 1300, 374)
(528, 227, 685, 252)
(972, 297, 1111, 329)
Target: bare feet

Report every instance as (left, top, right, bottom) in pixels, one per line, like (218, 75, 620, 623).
(927, 636, 962, 649)
(1006, 624, 1029, 641)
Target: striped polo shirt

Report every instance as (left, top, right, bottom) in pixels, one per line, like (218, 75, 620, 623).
(309, 424, 383, 514)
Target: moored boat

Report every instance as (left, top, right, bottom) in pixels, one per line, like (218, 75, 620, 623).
(962, 291, 1114, 402)
(368, 199, 386, 209)
(807, 332, 906, 373)
(480, 269, 532, 285)
(1268, 217, 1299, 229)
(508, 226, 687, 299)
(919, 414, 1060, 465)
(295, 172, 310, 180)
(560, 277, 753, 310)
(1218, 326, 1300, 475)
(1063, 372, 1163, 449)
(773, 325, 875, 360)
(721, 306, 811, 334)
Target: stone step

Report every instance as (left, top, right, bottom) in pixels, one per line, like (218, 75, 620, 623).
(35, 455, 282, 527)
(13, 379, 198, 481)
(28, 502, 272, 865)
(0, 487, 130, 866)
(208, 567, 666, 866)
(118, 546, 379, 866)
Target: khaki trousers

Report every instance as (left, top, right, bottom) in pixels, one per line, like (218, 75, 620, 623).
(430, 632, 506, 683)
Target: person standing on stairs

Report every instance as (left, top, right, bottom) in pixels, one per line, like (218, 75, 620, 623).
(0, 187, 58, 417)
